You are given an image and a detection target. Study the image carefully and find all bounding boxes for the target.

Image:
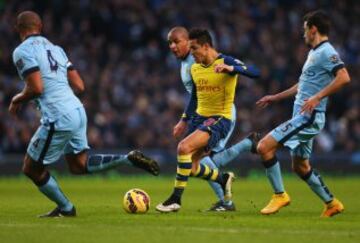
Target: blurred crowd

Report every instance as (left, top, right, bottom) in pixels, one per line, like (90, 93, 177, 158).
(0, 0, 359, 155)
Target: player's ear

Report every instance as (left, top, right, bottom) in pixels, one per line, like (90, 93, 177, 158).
(310, 25, 317, 35)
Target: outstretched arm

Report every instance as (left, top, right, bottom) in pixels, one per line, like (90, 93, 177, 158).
(215, 55, 260, 78)
(256, 83, 298, 109)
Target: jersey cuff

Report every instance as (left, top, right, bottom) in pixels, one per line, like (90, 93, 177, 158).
(22, 66, 40, 78)
(181, 113, 189, 122)
(331, 64, 345, 76)
(67, 65, 75, 71)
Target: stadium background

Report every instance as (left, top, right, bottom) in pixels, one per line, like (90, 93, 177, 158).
(0, 0, 359, 174)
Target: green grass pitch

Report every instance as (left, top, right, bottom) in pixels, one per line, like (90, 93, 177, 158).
(0, 175, 359, 243)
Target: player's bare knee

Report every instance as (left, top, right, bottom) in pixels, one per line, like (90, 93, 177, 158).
(177, 141, 191, 155)
(22, 163, 33, 178)
(257, 140, 269, 156)
(65, 153, 87, 175)
(292, 164, 302, 175)
(191, 166, 198, 175)
(68, 164, 86, 175)
(292, 161, 311, 177)
(22, 159, 37, 179)
(22, 162, 44, 183)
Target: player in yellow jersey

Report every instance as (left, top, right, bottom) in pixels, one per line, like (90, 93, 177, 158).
(156, 28, 260, 212)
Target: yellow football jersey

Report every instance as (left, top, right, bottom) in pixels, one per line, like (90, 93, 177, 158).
(190, 57, 237, 119)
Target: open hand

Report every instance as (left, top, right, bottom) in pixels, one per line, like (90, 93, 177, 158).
(173, 120, 187, 139)
(214, 64, 234, 73)
(256, 95, 277, 109)
(301, 96, 320, 114)
(8, 101, 21, 116)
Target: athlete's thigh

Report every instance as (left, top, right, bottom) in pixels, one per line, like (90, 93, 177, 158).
(259, 132, 282, 152)
(291, 155, 311, 173)
(23, 152, 46, 175)
(181, 129, 210, 153)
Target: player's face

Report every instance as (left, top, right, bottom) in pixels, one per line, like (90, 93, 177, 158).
(303, 21, 314, 46)
(168, 32, 189, 59)
(189, 39, 207, 63)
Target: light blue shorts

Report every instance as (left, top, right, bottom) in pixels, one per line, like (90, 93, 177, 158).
(270, 106, 325, 159)
(27, 106, 89, 165)
(211, 104, 236, 153)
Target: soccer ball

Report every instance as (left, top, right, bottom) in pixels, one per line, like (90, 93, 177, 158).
(123, 188, 150, 214)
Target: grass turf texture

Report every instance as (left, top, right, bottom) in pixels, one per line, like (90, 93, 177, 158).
(0, 175, 359, 243)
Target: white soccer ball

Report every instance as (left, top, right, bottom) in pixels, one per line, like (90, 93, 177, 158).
(123, 188, 150, 214)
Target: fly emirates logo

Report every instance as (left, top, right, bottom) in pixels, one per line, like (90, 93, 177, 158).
(197, 79, 221, 92)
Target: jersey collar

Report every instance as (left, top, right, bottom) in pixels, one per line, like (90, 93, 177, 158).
(24, 34, 42, 40)
(312, 40, 329, 50)
(181, 51, 191, 61)
(200, 54, 222, 68)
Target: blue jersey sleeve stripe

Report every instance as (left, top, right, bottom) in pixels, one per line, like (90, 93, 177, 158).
(222, 54, 260, 78)
(183, 82, 197, 120)
(331, 63, 345, 76)
(22, 66, 40, 78)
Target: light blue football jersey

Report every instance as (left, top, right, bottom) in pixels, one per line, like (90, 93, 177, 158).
(180, 53, 195, 93)
(13, 35, 83, 123)
(295, 41, 344, 112)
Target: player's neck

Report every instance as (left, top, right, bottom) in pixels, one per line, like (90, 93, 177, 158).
(181, 51, 191, 60)
(311, 35, 328, 49)
(21, 31, 41, 41)
(202, 49, 219, 66)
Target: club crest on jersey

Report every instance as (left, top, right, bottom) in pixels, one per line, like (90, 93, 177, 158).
(330, 55, 339, 64)
(16, 59, 24, 70)
(203, 118, 216, 126)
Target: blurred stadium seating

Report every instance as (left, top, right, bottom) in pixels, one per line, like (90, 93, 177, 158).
(0, 0, 359, 173)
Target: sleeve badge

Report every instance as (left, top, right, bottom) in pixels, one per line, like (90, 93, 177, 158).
(330, 55, 339, 64)
(16, 59, 25, 70)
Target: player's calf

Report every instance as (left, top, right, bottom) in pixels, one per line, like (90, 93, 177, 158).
(220, 172, 235, 202)
(247, 132, 261, 154)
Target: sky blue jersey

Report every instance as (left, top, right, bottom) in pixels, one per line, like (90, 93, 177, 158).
(180, 53, 195, 93)
(295, 41, 344, 112)
(13, 35, 83, 123)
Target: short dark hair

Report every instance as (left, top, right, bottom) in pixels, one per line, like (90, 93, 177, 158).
(303, 10, 330, 36)
(189, 28, 213, 47)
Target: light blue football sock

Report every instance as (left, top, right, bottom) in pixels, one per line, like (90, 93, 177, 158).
(86, 154, 131, 173)
(211, 138, 252, 167)
(263, 157, 285, 194)
(301, 169, 334, 203)
(38, 175, 73, 211)
(200, 156, 226, 202)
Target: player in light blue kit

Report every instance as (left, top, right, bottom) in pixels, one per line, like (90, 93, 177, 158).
(167, 27, 260, 211)
(9, 11, 159, 217)
(256, 10, 350, 217)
